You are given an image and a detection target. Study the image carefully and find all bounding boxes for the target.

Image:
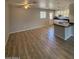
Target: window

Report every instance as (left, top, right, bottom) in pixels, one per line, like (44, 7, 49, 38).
(49, 12, 53, 19)
(40, 11, 46, 19)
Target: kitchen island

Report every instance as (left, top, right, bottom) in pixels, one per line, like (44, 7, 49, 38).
(54, 22, 74, 40)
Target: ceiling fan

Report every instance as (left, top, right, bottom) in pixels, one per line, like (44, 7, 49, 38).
(8, 0, 37, 9)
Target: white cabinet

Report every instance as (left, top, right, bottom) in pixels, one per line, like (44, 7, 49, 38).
(54, 24, 74, 40)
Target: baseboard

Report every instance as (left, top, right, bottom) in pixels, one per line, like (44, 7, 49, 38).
(65, 35, 72, 40)
(55, 34, 72, 40)
(5, 57, 20, 59)
(10, 25, 47, 34)
(55, 34, 64, 40)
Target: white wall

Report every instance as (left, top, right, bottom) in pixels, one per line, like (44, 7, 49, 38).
(5, 2, 10, 43)
(69, 3, 74, 23)
(10, 7, 54, 33)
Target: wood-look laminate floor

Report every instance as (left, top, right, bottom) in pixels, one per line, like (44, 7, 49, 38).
(5, 26, 74, 59)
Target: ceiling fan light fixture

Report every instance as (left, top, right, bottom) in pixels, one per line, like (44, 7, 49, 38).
(24, 4, 30, 9)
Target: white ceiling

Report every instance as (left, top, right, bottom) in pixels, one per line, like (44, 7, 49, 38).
(7, 0, 74, 10)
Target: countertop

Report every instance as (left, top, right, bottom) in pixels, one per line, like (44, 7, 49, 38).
(54, 23, 74, 27)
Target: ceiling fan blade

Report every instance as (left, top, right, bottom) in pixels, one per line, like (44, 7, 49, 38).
(14, 3, 25, 6)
